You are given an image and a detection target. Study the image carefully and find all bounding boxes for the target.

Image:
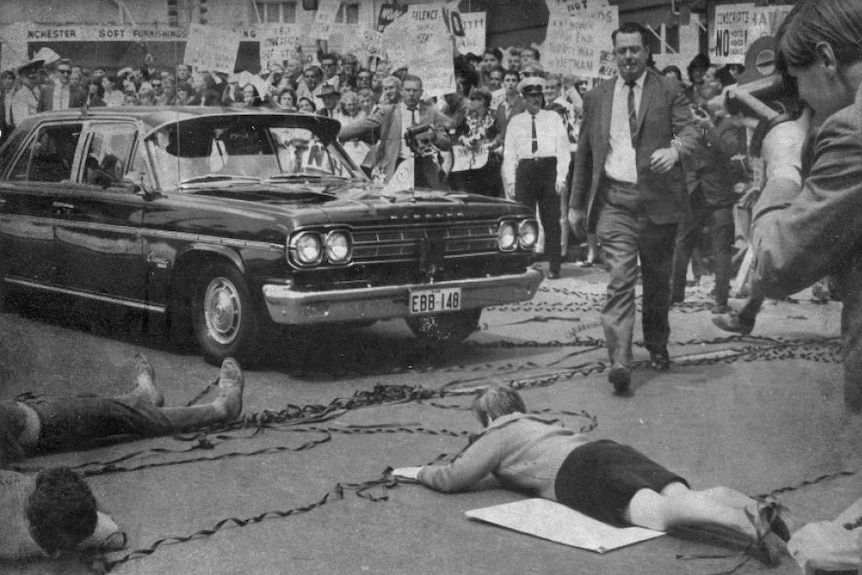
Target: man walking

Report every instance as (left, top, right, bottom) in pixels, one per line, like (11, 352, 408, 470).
(503, 76, 570, 279)
(569, 22, 697, 394)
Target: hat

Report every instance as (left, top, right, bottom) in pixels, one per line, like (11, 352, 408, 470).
(518, 76, 546, 95)
(17, 59, 44, 77)
(319, 84, 341, 97)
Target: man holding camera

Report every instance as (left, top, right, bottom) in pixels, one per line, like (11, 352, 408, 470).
(339, 74, 451, 188)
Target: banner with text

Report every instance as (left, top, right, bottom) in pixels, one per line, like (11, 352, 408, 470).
(258, 24, 302, 71)
(546, 0, 609, 17)
(184, 23, 241, 74)
(308, 0, 341, 41)
(710, 4, 793, 65)
(543, 4, 618, 79)
(412, 32, 456, 98)
(451, 142, 492, 172)
(457, 12, 486, 56)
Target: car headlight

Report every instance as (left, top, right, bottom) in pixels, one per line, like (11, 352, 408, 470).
(325, 230, 352, 264)
(519, 220, 538, 250)
(291, 231, 323, 266)
(498, 221, 518, 251)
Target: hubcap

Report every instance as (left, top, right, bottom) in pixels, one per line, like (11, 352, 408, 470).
(204, 277, 241, 345)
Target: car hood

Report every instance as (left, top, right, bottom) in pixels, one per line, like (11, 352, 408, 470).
(179, 180, 529, 226)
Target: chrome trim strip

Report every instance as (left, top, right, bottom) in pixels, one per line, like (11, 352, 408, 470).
(4, 277, 167, 312)
(0, 215, 283, 251)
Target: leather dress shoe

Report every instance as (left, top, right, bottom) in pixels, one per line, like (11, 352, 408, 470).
(546, 269, 560, 280)
(712, 312, 754, 335)
(649, 349, 671, 371)
(608, 364, 631, 394)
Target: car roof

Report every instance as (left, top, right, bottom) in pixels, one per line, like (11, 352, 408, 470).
(15, 106, 342, 142)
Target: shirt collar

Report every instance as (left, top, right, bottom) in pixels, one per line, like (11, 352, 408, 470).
(616, 71, 646, 91)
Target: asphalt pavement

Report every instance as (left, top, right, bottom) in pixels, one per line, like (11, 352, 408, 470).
(1, 262, 859, 575)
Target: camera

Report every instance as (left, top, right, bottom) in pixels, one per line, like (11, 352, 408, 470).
(405, 123, 437, 157)
(690, 105, 709, 119)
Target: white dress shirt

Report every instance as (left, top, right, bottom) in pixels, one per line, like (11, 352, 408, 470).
(52, 80, 70, 110)
(604, 73, 645, 184)
(502, 108, 571, 187)
(399, 102, 421, 159)
(10, 87, 38, 126)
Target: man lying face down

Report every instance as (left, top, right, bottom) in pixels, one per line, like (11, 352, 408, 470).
(0, 466, 123, 559)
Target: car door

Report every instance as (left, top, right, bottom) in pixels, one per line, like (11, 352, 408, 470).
(52, 120, 150, 308)
(0, 120, 84, 291)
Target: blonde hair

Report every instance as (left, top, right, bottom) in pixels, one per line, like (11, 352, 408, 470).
(471, 386, 526, 427)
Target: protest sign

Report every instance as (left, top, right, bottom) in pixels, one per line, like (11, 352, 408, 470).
(413, 32, 456, 98)
(450, 142, 492, 172)
(546, 0, 608, 17)
(710, 4, 792, 65)
(457, 12, 486, 56)
(343, 27, 385, 63)
(308, 0, 341, 41)
(543, 4, 618, 79)
(184, 23, 240, 74)
(258, 24, 301, 72)
(377, 3, 408, 33)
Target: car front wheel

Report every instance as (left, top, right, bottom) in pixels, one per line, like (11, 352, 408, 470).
(405, 308, 482, 345)
(192, 262, 260, 365)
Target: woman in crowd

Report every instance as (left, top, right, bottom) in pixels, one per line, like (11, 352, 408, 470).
(97, 75, 125, 107)
(337, 90, 371, 168)
(273, 87, 298, 112)
(357, 88, 377, 116)
(240, 83, 262, 107)
(297, 96, 316, 114)
(176, 82, 200, 106)
(394, 386, 790, 566)
(449, 88, 502, 197)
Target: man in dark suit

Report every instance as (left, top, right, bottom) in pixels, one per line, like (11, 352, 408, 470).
(38, 59, 87, 112)
(569, 22, 697, 394)
(339, 74, 451, 188)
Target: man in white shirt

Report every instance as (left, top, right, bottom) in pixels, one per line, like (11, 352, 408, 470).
(10, 60, 43, 128)
(38, 59, 86, 112)
(503, 76, 570, 279)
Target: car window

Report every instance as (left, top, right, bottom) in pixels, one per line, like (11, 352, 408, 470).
(8, 123, 83, 182)
(83, 123, 137, 189)
(270, 128, 350, 177)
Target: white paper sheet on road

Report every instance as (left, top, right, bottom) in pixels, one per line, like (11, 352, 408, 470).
(465, 498, 664, 553)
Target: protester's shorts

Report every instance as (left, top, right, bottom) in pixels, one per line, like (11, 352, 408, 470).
(24, 395, 170, 452)
(554, 439, 689, 526)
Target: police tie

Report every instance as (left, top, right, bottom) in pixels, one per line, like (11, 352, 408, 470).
(626, 80, 638, 146)
(531, 113, 538, 154)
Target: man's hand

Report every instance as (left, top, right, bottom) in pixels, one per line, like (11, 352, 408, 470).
(555, 182, 566, 196)
(568, 208, 587, 241)
(788, 521, 861, 575)
(650, 146, 680, 174)
(391, 466, 422, 481)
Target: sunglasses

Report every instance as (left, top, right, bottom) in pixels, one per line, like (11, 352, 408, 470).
(521, 72, 534, 78)
(151, 82, 163, 87)
(57, 69, 72, 75)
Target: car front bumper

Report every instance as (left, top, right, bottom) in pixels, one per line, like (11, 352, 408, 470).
(261, 268, 544, 325)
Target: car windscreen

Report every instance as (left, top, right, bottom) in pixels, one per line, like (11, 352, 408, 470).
(144, 116, 363, 191)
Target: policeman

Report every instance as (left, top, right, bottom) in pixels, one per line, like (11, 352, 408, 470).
(503, 76, 571, 279)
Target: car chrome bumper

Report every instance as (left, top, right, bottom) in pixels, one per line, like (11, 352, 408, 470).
(262, 268, 544, 325)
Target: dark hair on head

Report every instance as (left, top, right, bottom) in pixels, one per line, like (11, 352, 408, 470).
(177, 81, 193, 94)
(483, 48, 503, 62)
(686, 53, 711, 79)
(454, 55, 479, 94)
(298, 96, 316, 111)
(612, 22, 650, 49)
(471, 386, 527, 428)
(503, 68, 521, 81)
(26, 467, 97, 556)
(661, 65, 683, 82)
(521, 46, 540, 61)
(776, 0, 862, 72)
(469, 87, 492, 108)
(1, 69, 15, 80)
(277, 86, 297, 105)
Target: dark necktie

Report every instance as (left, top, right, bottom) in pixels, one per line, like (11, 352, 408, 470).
(531, 113, 538, 154)
(407, 107, 417, 126)
(626, 80, 637, 145)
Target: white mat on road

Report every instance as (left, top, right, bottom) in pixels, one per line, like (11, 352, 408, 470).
(465, 498, 664, 553)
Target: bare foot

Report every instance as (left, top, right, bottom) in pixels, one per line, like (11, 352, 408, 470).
(134, 352, 164, 407)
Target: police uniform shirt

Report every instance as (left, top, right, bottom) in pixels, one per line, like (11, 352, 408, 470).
(604, 73, 645, 184)
(502, 108, 570, 188)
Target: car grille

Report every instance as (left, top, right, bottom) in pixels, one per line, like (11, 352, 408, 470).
(351, 220, 500, 263)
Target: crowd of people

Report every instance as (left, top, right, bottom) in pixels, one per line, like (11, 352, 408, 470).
(1, 0, 862, 571)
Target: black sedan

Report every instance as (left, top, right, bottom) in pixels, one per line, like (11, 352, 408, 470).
(0, 107, 542, 364)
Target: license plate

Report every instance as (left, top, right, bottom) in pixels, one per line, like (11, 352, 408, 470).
(409, 287, 462, 314)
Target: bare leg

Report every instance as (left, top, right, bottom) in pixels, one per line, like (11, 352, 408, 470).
(624, 482, 757, 538)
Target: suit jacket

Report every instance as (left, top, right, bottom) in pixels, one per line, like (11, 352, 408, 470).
(751, 87, 862, 407)
(570, 69, 697, 225)
(37, 83, 88, 112)
(339, 102, 451, 181)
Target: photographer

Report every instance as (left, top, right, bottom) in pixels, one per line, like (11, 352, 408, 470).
(747, 0, 862, 413)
